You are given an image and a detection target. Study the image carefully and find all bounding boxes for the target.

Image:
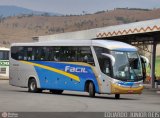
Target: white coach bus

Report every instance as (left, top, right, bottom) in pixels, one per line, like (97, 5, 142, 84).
(0, 47, 9, 79)
(9, 40, 147, 99)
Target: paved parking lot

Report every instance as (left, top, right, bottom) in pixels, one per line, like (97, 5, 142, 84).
(0, 80, 160, 112)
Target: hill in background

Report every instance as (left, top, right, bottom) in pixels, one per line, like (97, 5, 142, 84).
(0, 8, 160, 46)
(0, 5, 62, 17)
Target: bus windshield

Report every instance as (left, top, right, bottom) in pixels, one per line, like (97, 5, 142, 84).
(0, 50, 9, 60)
(111, 51, 143, 82)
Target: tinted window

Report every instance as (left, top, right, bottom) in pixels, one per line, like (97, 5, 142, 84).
(94, 47, 112, 77)
(0, 51, 9, 60)
(11, 46, 95, 65)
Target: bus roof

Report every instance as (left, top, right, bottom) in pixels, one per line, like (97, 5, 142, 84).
(11, 39, 137, 51)
(93, 40, 137, 51)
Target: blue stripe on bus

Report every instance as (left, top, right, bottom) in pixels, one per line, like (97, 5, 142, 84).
(32, 61, 99, 92)
(118, 81, 134, 87)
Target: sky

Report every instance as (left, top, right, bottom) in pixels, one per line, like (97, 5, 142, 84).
(0, 0, 160, 14)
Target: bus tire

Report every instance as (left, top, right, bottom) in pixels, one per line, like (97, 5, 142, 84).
(89, 82, 95, 97)
(28, 78, 40, 93)
(50, 90, 63, 94)
(115, 94, 120, 99)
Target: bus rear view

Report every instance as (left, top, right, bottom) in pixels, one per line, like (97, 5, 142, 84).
(0, 47, 9, 79)
(9, 40, 147, 99)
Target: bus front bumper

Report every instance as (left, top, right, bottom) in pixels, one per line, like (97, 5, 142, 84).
(111, 83, 144, 94)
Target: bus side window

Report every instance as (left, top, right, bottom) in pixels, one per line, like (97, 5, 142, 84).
(35, 47, 41, 60)
(94, 46, 112, 77)
(43, 47, 54, 61)
(33, 47, 45, 61)
(52, 47, 60, 61)
(67, 47, 76, 62)
(11, 47, 18, 60)
(46, 47, 54, 61)
(11, 46, 24, 60)
(78, 47, 95, 66)
(27, 47, 33, 60)
(18, 47, 24, 60)
(57, 47, 76, 62)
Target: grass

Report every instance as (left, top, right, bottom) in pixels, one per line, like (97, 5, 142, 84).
(147, 56, 160, 78)
(155, 56, 160, 77)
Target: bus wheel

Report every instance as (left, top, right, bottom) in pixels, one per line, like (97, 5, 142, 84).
(28, 78, 40, 93)
(88, 82, 95, 97)
(115, 94, 120, 99)
(50, 90, 63, 94)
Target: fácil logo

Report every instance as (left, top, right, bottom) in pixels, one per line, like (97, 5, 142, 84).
(65, 66, 88, 73)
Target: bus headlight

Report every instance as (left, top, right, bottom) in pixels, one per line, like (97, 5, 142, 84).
(112, 80, 121, 86)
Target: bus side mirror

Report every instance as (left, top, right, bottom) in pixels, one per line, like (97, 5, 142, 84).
(101, 53, 115, 66)
(140, 56, 149, 68)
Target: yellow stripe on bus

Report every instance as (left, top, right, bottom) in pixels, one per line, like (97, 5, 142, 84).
(20, 61, 80, 82)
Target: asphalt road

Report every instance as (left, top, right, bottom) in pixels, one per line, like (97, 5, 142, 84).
(0, 80, 160, 112)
